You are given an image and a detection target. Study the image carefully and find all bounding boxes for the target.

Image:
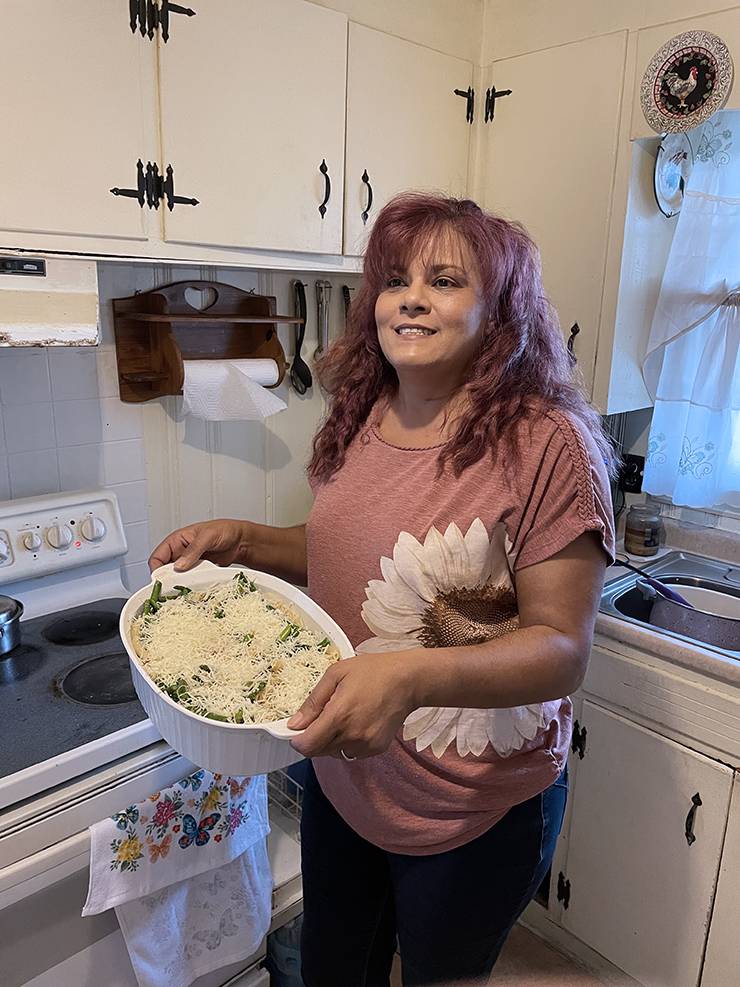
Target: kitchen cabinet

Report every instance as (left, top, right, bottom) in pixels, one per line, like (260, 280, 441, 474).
(630, 8, 740, 141)
(343, 24, 473, 256)
(701, 773, 740, 987)
(559, 700, 733, 987)
(0, 1, 157, 244)
(480, 31, 627, 401)
(157, 0, 347, 254)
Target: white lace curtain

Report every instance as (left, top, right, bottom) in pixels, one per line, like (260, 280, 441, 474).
(642, 112, 740, 509)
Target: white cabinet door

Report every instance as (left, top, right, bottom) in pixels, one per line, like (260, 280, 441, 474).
(158, 0, 347, 254)
(562, 701, 733, 987)
(631, 8, 740, 141)
(701, 772, 740, 987)
(0, 1, 156, 243)
(481, 32, 627, 398)
(343, 24, 472, 256)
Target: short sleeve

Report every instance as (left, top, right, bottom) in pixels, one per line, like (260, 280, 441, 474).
(510, 411, 615, 570)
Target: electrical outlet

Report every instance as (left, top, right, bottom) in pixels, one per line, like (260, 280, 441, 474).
(619, 454, 645, 493)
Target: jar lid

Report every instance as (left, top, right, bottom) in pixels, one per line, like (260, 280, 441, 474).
(0, 595, 22, 625)
(628, 504, 661, 517)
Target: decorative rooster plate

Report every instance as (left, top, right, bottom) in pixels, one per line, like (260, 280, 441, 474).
(641, 30, 734, 134)
(653, 132, 694, 217)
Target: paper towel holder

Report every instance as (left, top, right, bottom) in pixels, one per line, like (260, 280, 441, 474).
(112, 280, 301, 403)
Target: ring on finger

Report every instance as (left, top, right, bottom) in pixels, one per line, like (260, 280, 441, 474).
(340, 748, 357, 762)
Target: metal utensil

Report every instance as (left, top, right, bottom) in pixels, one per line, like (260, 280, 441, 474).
(315, 280, 331, 359)
(289, 280, 312, 395)
(613, 557, 692, 606)
(0, 595, 23, 657)
(342, 284, 353, 328)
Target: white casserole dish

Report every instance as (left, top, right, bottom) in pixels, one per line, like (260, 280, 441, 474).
(119, 560, 353, 776)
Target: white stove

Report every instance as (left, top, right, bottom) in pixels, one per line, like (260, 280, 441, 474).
(0, 491, 302, 987)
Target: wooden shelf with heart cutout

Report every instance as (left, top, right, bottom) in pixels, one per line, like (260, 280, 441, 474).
(112, 281, 299, 403)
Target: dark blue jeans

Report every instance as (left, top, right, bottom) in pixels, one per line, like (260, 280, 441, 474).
(300, 760, 567, 987)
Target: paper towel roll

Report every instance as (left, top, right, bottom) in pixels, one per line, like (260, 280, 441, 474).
(182, 359, 286, 421)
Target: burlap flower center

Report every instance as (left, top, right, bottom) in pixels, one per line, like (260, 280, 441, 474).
(419, 583, 519, 648)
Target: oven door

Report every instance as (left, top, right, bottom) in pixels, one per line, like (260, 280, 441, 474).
(0, 809, 301, 987)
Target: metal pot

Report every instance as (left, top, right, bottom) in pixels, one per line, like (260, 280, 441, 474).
(0, 595, 23, 657)
(638, 580, 740, 651)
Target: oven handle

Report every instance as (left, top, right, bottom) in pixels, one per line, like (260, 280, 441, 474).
(0, 829, 90, 911)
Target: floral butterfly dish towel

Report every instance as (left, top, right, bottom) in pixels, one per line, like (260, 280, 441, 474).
(83, 771, 272, 987)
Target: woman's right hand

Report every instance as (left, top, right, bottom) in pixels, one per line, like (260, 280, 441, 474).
(148, 519, 250, 573)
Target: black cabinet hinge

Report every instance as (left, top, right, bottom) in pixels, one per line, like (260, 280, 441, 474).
(111, 160, 198, 211)
(129, 0, 196, 42)
(557, 872, 571, 909)
(454, 86, 475, 124)
(484, 85, 512, 122)
(571, 720, 587, 759)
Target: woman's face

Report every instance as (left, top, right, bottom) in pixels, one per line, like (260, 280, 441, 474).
(374, 233, 486, 384)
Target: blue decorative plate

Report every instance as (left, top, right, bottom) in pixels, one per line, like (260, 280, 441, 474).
(654, 132, 694, 217)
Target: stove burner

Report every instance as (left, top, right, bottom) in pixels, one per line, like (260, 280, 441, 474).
(58, 652, 137, 706)
(42, 611, 120, 646)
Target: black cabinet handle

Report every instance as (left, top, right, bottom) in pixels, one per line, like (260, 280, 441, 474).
(361, 169, 373, 225)
(567, 322, 580, 364)
(318, 159, 331, 218)
(685, 792, 702, 846)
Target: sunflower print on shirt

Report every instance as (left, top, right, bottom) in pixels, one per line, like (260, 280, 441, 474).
(357, 518, 548, 759)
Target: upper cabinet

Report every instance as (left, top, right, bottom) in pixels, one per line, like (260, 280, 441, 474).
(0, 1, 157, 243)
(343, 25, 473, 256)
(480, 32, 627, 400)
(157, 0, 347, 254)
(630, 8, 740, 140)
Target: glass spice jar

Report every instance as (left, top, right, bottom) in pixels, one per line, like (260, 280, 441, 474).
(624, 504, 664, 557)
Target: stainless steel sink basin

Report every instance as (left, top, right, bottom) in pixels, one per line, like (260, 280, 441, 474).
(600, 550, 740, 660)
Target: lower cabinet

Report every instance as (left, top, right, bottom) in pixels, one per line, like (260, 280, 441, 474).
(701, 774, 740, 987)
(558, 701, 733, 987)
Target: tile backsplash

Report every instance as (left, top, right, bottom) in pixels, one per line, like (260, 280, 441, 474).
(0, 344, 150, 590)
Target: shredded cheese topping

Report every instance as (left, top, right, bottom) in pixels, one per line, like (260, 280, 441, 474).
(131, 574, 339, 724)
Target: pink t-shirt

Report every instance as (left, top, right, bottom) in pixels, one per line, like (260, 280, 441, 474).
(306, 408, 615, 855)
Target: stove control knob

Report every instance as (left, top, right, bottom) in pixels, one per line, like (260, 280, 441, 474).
(22, 531, 42, 552)
(81, 516, 107, 543)
(46, 523, 73, 551)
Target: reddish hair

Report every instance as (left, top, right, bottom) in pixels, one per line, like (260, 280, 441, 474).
(308, 192, 615, 482)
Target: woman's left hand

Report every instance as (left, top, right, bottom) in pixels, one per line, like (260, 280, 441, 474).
(287, 652, 421, 759)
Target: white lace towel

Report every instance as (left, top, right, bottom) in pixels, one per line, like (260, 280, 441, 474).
(116, 838, 271, 987)
(83, 770, 272, 987)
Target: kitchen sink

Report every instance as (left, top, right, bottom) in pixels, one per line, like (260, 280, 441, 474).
(600, 550, 740, 660)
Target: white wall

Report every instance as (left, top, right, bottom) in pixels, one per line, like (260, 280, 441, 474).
(0, 330, 149, 592)
(314, 0, 483, 60)
(480, 0, 740, 63)
(0, 260, 359, 591)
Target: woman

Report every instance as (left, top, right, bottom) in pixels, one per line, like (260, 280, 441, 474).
(150, 193, 616, 986)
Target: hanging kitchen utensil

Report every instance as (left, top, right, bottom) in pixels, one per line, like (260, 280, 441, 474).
(315, 280, 331, 359)
(289, 280, 312, 395)
(613, 557, 693, 606)
(342, 285, 353, 329)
